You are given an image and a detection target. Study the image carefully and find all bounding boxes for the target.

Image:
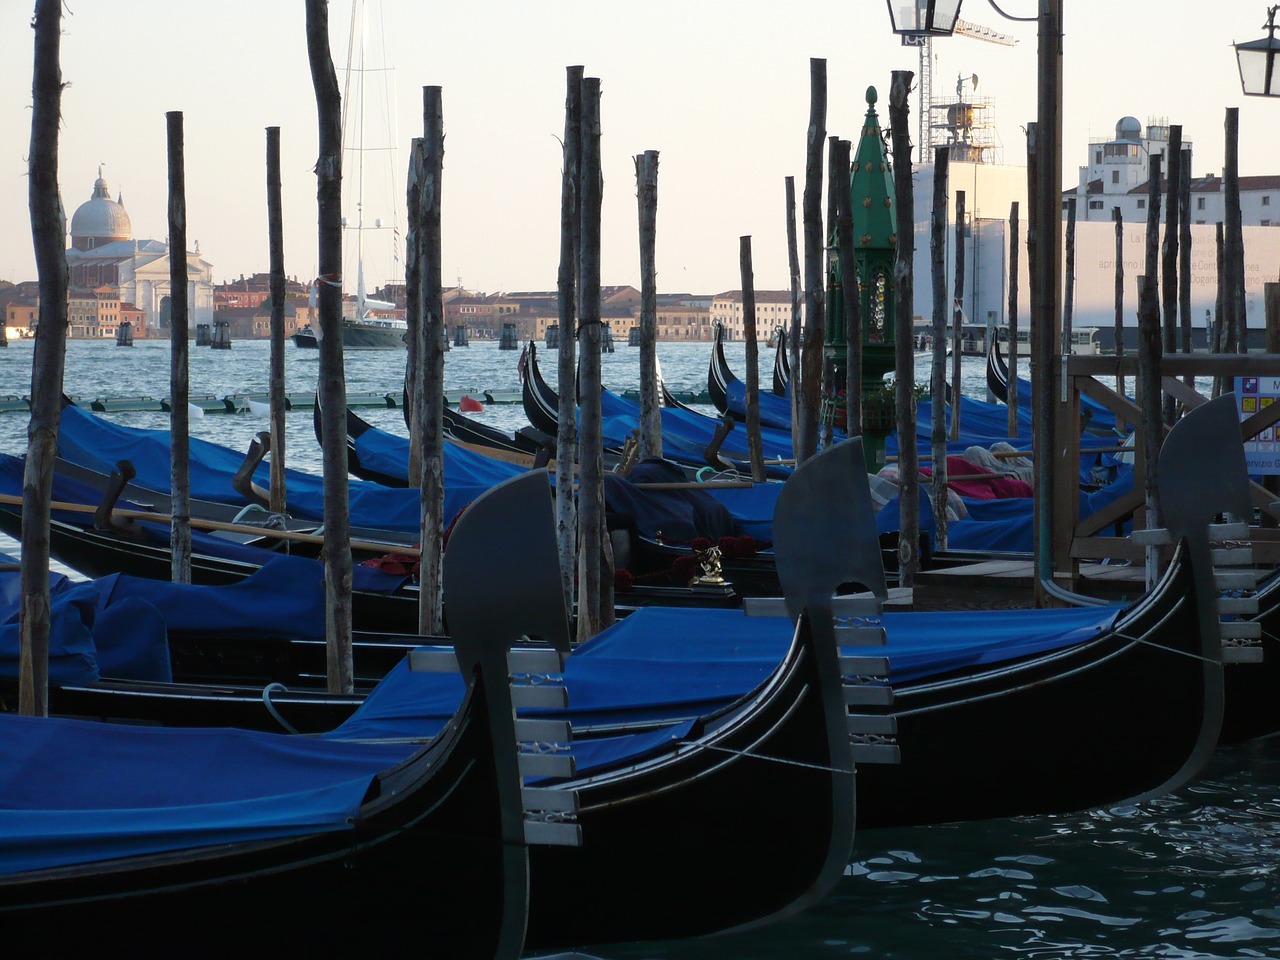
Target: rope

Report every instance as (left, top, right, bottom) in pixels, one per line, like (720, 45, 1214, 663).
(701, 743, 852, 775)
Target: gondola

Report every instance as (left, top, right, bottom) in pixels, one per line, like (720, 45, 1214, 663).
(6, 467, 859, 948)
(707, 322, 798, 433)
(521, 337, 795, 477)
(985, 337, 1122, 437)
(773, 326, 792, 396)
(0, 483, 536, 957)
(13, 425, 1258, 837)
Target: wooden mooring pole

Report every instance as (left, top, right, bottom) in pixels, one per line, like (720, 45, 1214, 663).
(167, 111, 192, 585)
(1007, 201, 1020, 437)
(740, 236, 767, 481)
(418, 86, 446, 636)
(785, 176, 802, 457)
(950, 189, 965, 442)
(556, 66, 583, 617)
(834, 138, 861, 442)
(20, 0, 69, 717)
(930, 146, 950, 551)
(889, 70, 919, 588)
(266, 126, 288, 514)
(635, 149, 662, 462)
(306, 0, 354, 694)
(797, 57, 827, 465)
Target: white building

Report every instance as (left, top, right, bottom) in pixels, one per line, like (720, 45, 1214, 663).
(64, 168, 215, 334)
(906, 116, 1280, 348)
(709, 289, 794, 341)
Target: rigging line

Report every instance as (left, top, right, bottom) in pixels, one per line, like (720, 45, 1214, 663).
(1116, 631, 1223, 666)
(701, 743, 852, 775)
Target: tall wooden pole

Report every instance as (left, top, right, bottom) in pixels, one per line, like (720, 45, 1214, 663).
(266, 126, 288, 514)
(306, 0, 353, 694)
(20, 0, 68, 716)
(1061, 196, 1076, 400)
(1034, 0, 1065, 595)
(1113, 206, 1125, 397)
(785, 175, 802, 454)
(950, 190, 966, 442)
(419, 86, 446, 636)
(889, 70, 919, 589)
(1224, 107, 1247, 355)
(797, 58, 827, 464)
(821, 135, 841, 451)
(1138, 154, 1165, 588)
(1161, 126, 1182, 425)
(834, 138, 862, 440)
(1179, 144, 1193, 386)
(1007, 200, 1020, 437)
(556, 66, 583, 616)
(404, 138, 424, 486)
(740, 236, 767, 481)
(635, 149, 662, 462)
(577, 76, 611, 640)
(167, 111, 192, 586)
(930, 146, 950, 551)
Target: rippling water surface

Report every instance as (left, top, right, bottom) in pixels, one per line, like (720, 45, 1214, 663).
(1, 337, 1276, 958)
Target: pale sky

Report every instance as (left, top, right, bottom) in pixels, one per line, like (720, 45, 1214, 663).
(1, 1, 1274, 296)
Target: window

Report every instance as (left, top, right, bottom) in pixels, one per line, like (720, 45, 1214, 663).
(1095, 150, 1102, 164)
(1197, 197, 1206, 210)
(1111, 170, 1119, 184)
(1265, 196, 1272, 206)
(1137, 199, 1146, 209)
(1089, 200, 1104, 210)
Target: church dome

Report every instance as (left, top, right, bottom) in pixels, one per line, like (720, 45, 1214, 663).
(69, 167, 131, 247)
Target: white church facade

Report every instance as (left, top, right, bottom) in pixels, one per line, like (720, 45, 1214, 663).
(65, 167, 215, 335)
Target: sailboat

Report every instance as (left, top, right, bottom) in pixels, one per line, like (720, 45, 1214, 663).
(293, 0, 408, 351)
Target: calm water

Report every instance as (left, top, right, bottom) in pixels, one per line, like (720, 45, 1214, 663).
(2, 337, 1277, 959)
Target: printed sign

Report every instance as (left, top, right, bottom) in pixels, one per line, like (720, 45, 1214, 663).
(1235, 376, 1280, 475)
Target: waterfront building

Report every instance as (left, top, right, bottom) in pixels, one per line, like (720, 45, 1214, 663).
(64, 167, 215, 336)
(709, 289, 792, 341)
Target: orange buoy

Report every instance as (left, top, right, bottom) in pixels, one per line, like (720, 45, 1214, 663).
(459, 395, 484, 413)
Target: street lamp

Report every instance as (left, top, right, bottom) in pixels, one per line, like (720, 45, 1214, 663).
(879, 0, 1064, 592)
(884, 0, 962, 37)
(1236, 6, 1280, 96)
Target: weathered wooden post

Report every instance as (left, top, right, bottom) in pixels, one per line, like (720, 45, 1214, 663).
(1214, 223, 1228, 398)
(1113, 206, 1125, 397)
(556, 65, 583, 616)
(1061, 196, 1076, 398)
(418, 87, 446, 636)
(577, 75, 612, 639)
(930, 146, 950, 551)
(1178, 143, 1194, 390)
(166, 111, 192, 585)
(20, 0, 68, 717)
(797, 57, 827, 465)
(266, 126, 288, 514)
(1007, 201, 1020, 437)
(1139, 154, 1165, 589)
(1224, 107, 1247, 356)
(740, 236, 767, 481)
(820, 135, 842, 451)
(889, 70, 919, 589)
(1161, 126, 1182, 424)
(785, 176, 802, 455)
(404, 138, 424, 486)
(306, 0, 353, 693)
(950, 190, 966, 441)
(635, 149, 662, 462)
(833, 138, 861, 443)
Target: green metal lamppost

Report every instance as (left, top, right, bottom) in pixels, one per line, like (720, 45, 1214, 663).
(826, 86, 898, 470)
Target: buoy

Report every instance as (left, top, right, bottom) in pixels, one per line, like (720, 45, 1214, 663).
(459, 395, 484, 413)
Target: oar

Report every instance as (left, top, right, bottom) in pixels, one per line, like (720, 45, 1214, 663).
(0, 492, 422, 558)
